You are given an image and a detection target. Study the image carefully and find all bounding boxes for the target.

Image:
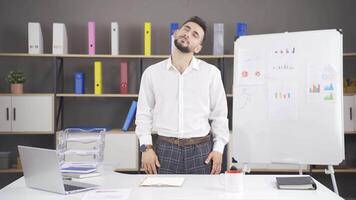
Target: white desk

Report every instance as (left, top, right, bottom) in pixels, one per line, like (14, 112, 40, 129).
(0, 171, 343, 200)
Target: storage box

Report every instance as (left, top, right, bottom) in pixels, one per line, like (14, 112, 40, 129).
(344, 78, 356, 93)
(0, 152, 11, 169)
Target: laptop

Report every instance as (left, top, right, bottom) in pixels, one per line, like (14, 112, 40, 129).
(18, 145, 98, 195)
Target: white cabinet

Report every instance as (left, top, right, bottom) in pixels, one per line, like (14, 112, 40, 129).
(0, 95, 54, 133)
(0, 96, 11, 132)
(104, 132, 139, 171)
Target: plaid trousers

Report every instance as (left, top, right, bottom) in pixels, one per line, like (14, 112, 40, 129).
(156, 138, 212, 174)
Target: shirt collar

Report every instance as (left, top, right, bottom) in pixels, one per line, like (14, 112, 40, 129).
(166, 56, 200, 71)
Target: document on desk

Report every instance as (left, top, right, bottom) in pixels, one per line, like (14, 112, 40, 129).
(140, 177, 185, 187)
(82, 189, 131, 200)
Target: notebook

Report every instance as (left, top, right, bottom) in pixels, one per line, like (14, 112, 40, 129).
(276, 176, 317, 190)
(61, 167, 97, 174)
(140, 177, 185, 187)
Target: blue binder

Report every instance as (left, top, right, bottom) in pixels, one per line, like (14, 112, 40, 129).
(122, 101, 137, 131)
(74, 72, 85, 94)
(235, 22, 247, 39)
(170, 23, 179, 51)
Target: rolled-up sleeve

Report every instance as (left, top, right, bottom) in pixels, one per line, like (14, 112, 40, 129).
(135, 68, 155, 145)
(209, 69, 229, 154)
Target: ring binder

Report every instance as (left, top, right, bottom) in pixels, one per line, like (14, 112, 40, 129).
(88, 22, 96, 55)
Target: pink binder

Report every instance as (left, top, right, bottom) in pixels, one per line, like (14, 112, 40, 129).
(88, 22, 95, 55)
(120, 61, 128, 94)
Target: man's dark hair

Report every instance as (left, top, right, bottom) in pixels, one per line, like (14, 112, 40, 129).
(182, 16, 207, 42)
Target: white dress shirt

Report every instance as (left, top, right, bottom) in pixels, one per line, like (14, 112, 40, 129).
(135, 56, 229, 153)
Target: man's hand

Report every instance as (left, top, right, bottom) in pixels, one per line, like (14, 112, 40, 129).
(142, 149, 160, 174)
(205, 151, 222, 174)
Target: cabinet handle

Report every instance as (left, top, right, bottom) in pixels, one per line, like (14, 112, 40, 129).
(6, 108, 9, 121)
(350, 108, 353, 120)
(13, 107, 16, 121)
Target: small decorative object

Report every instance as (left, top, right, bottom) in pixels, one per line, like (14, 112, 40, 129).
(5, 70, 26, 94)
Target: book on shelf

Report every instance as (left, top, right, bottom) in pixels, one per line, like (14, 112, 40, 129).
(111, 22, 119, 55)
(213, 23, 224, 56)
(170, 22, 179, 53)
(94, 61, 102, 94)
(74, 72, 85, 94)
(276, 176, 317, 190)
(88, 21, 96, 55)
(144, 22, 151, 56)
(28, 22, 44, 54)
(52, 23, 68, 54)
(235, 22, 247, 39)
(120, 61, 128, 94)
(122, 101, 137, 131)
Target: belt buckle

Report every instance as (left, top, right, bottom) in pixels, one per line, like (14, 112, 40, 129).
(174, 138, 180, 146)
(177, 138, 187, 146)
(177, 138, 184, 146)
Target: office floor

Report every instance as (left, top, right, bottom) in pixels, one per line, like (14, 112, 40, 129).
(313, 173, 356, 199)
(0, 173, 22, 189)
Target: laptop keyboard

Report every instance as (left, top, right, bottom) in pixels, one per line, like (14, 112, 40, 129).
(64, 184, 85, 191)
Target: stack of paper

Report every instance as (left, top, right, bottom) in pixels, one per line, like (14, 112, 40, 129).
(61, 164, 100, 179)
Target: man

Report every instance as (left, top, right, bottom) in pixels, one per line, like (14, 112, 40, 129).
(135, 16, 229, 174)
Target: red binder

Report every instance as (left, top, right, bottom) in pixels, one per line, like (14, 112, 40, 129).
(120, 61, 128, 94)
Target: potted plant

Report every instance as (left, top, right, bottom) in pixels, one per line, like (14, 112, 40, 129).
(5, 70, 26, 94)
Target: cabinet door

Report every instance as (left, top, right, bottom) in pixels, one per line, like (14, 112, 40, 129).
(104, 133, 138, 170)
(0, 96, 12, 132)
(344, 96, 355, 132)
(11, 95, 54, 132)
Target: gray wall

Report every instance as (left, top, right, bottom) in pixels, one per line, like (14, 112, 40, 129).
(0, 0, 356, 128)
(1, 0, 356, 54)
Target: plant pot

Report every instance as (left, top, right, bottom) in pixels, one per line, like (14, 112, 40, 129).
(11, 84, 23, 94)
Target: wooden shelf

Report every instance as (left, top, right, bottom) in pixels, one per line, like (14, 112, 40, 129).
(312, 168, 356, 173)
(0, 168, 22, 173)
(0, 93, 54, 96)
(57, 93, 234, 98)
(107, 129, 136, 134)
(344, 53, 356, 57)
(0, 53, 55, 58)
(345, 131, 356, 135)
(0, 132, 53, 135)
(1, 52, 356, 58)
(0, 53, 234, 59)
(344, 92, 356, 96)
(56, 93, 138, 98)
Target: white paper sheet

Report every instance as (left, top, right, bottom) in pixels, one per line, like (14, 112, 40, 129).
(269, 84, 298, 121)
(237, 50, 266, 85)
(307, 65, 337, 102)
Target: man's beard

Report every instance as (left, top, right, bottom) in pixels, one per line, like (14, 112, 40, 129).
(174, 39, 191, 53)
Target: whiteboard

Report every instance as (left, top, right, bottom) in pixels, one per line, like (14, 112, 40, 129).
(232, 29, 345, 166)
